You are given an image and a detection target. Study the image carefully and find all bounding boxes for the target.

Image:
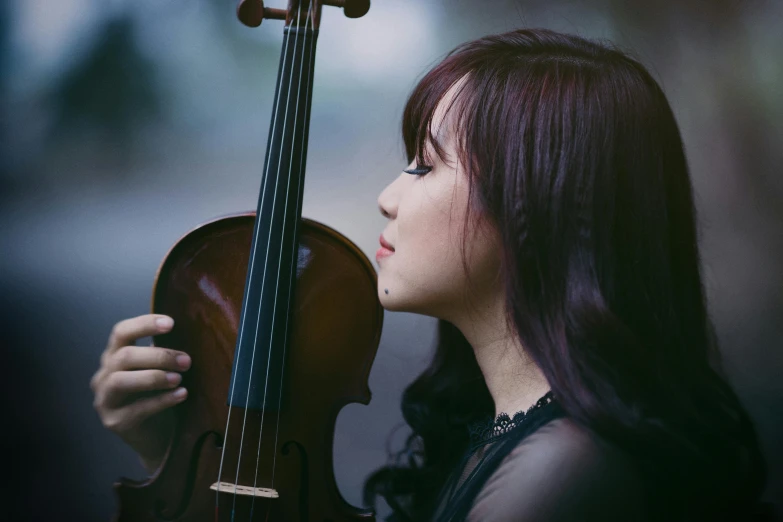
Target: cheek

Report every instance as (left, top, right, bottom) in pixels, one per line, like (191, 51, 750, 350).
(378, 184, 480, 314)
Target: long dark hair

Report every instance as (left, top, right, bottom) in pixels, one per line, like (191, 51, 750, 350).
(363, 28, 772, 522)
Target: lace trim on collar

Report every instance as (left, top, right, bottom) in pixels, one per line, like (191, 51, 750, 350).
(467, 390, 556, 446)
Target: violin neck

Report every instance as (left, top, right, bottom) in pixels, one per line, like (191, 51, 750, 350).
(228, 24, 319, 411)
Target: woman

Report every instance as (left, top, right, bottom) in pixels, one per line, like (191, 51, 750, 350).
(91, 28, 775, 522)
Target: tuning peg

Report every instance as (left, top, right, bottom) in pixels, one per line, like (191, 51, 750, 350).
(237, 0, 369, 28)
(322, 0, 370, 18)
(237, 0, 287, 27)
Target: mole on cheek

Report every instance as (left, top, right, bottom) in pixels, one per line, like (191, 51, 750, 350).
(384, 289, 389, 294)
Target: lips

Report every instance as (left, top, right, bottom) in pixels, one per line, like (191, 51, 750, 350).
(377, 233, 395, 263)
(379, 234, 395, 251)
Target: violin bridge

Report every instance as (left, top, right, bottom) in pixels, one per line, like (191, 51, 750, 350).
(210, 481, 280, 498)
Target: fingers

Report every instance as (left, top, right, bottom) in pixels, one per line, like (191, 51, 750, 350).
(106, 314, 175, 354)
(109, 346, 192, 372)
(99, 369, 182, 407)
(93, 314, 189, 443)
(100, 387, 188, 434)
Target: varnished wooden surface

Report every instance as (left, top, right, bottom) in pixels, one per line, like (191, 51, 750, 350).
(113, 213, 382, 522)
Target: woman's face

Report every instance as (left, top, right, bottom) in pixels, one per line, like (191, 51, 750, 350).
(376, 84, 502, 321)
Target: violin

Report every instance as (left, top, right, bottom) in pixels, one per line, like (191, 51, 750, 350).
(112, 1, 383, 520)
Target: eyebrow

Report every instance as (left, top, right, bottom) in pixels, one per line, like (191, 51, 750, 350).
(435, 124, 450, 145)
(423, 121, 449, 158)
(428, 114, 456, 163)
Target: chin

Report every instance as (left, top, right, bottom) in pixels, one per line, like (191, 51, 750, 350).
(377, 292, 405, 312)
(376, 287, 407, 311)
(377, 293, 441, 320)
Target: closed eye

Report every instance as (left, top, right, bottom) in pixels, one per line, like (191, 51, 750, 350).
(403, 165, 432, 176)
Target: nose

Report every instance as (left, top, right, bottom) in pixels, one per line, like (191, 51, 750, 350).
(377, 179, 397, 219)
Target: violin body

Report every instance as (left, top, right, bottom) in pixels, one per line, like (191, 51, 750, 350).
(114, 213, 382, 521)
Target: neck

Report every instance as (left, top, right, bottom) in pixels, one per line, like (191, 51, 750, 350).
(449, 295, 551, 418)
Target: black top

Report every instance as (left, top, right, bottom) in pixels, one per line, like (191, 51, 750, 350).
(430, 391, 651, 522)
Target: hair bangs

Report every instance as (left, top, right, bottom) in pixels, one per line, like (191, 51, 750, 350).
(402, 65, 477, 169)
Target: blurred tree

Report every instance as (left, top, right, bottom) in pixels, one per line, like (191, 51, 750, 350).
(48, 15, 161, 150)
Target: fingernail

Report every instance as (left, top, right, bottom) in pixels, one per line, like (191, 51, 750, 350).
(165, 372, 181, 385)
(156, 316, 174, 330)
(172, 387, 187, 400)
(176, 355, 191, 370)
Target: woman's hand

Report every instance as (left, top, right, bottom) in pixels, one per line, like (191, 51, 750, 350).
(90, 314, 191, 473)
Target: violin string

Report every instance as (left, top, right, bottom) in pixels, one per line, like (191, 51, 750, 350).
(250, 1, 312, 517)
(268, 0, 315, 493)
(240, 1, 305, 519)
(213, 1, 300, 520)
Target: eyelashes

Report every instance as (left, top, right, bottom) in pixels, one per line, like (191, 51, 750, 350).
(403, 164, 432, 176)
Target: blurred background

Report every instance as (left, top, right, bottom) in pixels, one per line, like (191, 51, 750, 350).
(1, 0, 781, 520)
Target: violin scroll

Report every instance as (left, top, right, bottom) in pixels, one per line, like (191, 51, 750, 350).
(237, 0, 370, 28)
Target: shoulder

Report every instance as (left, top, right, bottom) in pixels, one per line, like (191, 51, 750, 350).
(467, 417, 650, 522)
